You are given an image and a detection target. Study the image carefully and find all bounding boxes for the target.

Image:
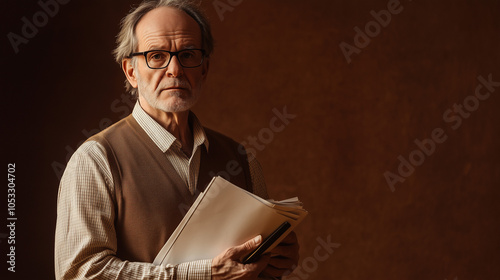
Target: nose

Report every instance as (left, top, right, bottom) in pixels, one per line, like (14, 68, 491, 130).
(165, 55, 184, 78)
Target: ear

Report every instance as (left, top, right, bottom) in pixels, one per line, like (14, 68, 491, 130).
(201, 58, 210, 81)
(122, 58, 138, 89)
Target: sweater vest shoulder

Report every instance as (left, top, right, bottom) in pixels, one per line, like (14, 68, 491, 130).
(87, 114, 252, 262)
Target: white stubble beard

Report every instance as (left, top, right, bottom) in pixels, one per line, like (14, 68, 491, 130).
(136, 70, 201, 113)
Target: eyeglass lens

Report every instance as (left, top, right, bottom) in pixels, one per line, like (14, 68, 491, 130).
(146, 50, 204, 69)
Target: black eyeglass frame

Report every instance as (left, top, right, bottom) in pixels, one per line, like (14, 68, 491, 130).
(128, 49, 207, 69)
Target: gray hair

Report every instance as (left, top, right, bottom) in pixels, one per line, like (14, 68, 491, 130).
(113, 0, 214, 98)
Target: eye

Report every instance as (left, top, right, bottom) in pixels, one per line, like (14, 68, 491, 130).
(148, 51, 167, 61)
(180, 50, 196, 59)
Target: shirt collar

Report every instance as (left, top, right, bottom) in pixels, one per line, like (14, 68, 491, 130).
(132, 101, 209, 153)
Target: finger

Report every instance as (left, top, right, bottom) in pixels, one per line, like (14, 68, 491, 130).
(245, 253, 271, 273)
(269, 245, 299, 269)
(268, 256, 295, 269)
(280, 231, 298, 244)
(270, 242, 299, 258)
(230, 235, 262, 259)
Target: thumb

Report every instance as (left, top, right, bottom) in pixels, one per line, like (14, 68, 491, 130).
(231, 235, 262, 259)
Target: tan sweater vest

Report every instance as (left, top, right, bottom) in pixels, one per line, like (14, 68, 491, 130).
(88, 115, 252, 263)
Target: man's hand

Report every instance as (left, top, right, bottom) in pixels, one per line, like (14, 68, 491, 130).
(261, 231, 300, 279)
(212, 235, 271, 280)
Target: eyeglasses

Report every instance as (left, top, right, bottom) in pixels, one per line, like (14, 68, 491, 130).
(128, 49, 206, 69)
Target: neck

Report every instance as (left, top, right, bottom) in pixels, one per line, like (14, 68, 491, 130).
(138, 99, 193, 155)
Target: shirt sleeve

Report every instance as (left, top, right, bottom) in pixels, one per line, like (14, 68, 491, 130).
(54, 141, 212, 280)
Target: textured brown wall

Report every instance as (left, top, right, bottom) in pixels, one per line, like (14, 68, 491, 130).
(1, 0, 499, 279)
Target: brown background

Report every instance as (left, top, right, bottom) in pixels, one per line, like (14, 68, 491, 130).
(1, 0, 499, 279)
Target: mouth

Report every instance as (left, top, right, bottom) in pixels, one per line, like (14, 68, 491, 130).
(164, 87, 187, 90)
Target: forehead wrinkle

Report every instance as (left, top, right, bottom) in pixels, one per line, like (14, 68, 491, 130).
(140, 33, 200, 51)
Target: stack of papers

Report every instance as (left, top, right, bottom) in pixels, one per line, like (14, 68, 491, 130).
(153, 176, 308, 265)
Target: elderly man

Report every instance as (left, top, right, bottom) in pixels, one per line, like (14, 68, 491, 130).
(54, 0, 299, 279)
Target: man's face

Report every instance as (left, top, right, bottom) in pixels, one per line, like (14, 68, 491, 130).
(127, 7, 209, 113)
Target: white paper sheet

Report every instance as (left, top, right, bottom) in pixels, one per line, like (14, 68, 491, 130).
(153, 176, 308, 266)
